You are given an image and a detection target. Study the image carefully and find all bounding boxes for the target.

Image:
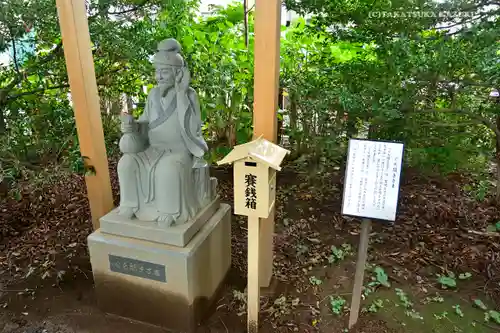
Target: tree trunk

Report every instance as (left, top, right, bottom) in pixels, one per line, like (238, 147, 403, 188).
(289, 92, 298, 148)
(243, 0, 249, 48)
(346, 114, 358, 138)
(277, 87, 284, 144)
(0, 106, 6, 135)
(368, 122, 377, 140)
(496, 114, 500, 205)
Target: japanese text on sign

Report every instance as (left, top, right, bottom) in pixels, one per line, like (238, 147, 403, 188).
(342, 139, 404, 221)
(245, 174, 257, 210)
(109, 255, 166, 282)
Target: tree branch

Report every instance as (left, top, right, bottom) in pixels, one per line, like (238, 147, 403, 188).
(422, 107, 500, 138)
(1, 2, 151, 105)
(1, 42, 63, 96)
(107, 0, 151, 15)
(8, 26, 20, 75)
(6, 65, 131, 102)
(6, 84, 69, 100)
(245, 4, 256, 14)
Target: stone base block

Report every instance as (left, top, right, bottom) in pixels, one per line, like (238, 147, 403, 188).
(87, 204, 232, 332)
(100, 197, 221, 247)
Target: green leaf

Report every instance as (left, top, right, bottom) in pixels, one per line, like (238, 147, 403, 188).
(374, 267, 391, 287)
(329, 296, 346, 315)
(437, 275, 456, 288)
(309, 276, 322, 285)
(194, 30, 205, 42)
(453, 304, 464, 318)
(209, 32, 218, 43)
(183, 35, 195, 51)
(473, 299, 488, 311)
(487, 224, 497, 232)
(216, 22, 226, 31)
(488, 310, 500, 324)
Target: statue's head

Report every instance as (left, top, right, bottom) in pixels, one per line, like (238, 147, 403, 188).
(153, 38, 185, 87)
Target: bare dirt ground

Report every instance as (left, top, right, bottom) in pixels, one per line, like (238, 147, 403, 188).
(0, 161, 499, 332)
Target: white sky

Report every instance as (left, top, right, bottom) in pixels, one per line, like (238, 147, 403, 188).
(0, 53, 9, 65)
(199, 0, 236, 12)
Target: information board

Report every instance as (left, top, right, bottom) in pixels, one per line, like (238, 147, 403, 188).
(342, 139, 404, 221)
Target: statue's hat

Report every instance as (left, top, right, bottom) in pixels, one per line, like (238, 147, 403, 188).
(153, 38, 184, 68)
(158, 38, 182, 53)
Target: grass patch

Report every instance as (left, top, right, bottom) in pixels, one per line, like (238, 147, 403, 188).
(366, 288, 497, 333)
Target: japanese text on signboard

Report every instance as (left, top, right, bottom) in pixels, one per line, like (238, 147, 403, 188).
(109, 255, 166, 282)
(245, 174, 257, 210)
(342, 139, 404, 221)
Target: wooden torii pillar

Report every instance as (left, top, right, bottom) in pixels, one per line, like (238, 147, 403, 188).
(56, 0, 113, 230)
(253, 0, 281, 288)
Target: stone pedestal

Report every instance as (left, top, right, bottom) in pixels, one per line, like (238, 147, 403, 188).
(87, 203, 232, 332)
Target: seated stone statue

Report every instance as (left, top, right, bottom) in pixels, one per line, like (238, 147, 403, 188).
(117, 38, 216, 227)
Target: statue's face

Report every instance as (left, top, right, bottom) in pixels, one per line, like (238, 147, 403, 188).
(155, 67, 175, 86)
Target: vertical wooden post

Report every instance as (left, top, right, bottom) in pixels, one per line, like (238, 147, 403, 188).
(56, 0, 113, 230)
(247, 216, 261, 332)
(349, 218, 372, 329)
(253, 0, 281, 288)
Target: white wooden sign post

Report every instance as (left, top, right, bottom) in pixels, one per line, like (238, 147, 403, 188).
(218, 137, 289, 333)
(341, 139, 404, 329)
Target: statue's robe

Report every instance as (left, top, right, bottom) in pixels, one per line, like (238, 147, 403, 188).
(118, 86, 208, 223)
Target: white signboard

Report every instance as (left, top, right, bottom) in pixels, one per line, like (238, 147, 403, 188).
(342, 139, 404, 221)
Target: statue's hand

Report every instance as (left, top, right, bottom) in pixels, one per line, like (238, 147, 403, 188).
(175, 67, 190, 93)
(121, 112, 134, 124)
(120, 112, 136, 133)
(193, 156, 207, 168)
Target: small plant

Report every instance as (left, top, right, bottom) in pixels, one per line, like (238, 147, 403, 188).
(329, 296, 346, 315)
(363, 281, 379, 297)
(232, 290, 247, 316)
(367, 299, 384, 313)
(458, 272, 472, 280)
(464, 179, 491, 201)
(309, 276, 322, 286)
(437, 272, 457, 289)
(472, 298, 500, 325)
(373, 266, 391, 287)
(434, 311, 448, 320)
(485, 310, 500, 324)
(453, 304, 464, 317)
(266, 295, 300, 320)
(328, 243, 352, 263)
(395, 288, 413, 308)
(405, 309, 424, 320)
(363, 266, 391, 297)
(473, 298, 488, 311)
(423, 295, 444, 304)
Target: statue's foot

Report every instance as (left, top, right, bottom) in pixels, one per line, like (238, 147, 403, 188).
(118, 206, 136, 219)
(157, 214, 175, 227)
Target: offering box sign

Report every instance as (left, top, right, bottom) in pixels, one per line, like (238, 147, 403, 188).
(342, 139, 404, 221)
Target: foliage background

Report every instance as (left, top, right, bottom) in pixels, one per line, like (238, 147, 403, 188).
(0, 0, 499, 200)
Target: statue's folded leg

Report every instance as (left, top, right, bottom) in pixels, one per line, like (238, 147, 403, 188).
(117, 154, 140, 218)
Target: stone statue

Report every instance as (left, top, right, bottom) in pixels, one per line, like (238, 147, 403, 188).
(117, 38, 216, 227)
